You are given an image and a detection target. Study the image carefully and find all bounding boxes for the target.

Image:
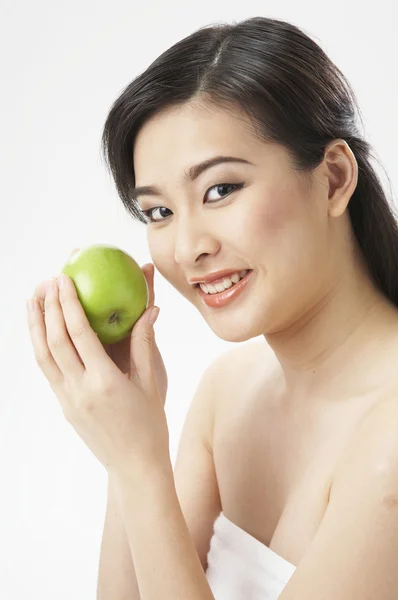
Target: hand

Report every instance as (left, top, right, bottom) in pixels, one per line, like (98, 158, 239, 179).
(26, 250, 170, 476)
(103, 262, 168, 407)
(32, 250, 168, 406)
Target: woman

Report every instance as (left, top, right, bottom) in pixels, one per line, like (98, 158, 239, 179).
(28, 16, 398, 600)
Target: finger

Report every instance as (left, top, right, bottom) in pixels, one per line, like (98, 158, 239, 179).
(33, 279, 53, 312)
(58, 273, 114, 373)
(141, 264, 154, 306)
(44, 278, 86, 380)
(141, 263, 155, 307)
(130, 305, 158, 389)
(27, 290, 64, 387)
(33, 249, 80, 310)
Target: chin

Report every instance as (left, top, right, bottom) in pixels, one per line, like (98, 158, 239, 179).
(206, 315, 263, 343)
(218, 330, 257, 343)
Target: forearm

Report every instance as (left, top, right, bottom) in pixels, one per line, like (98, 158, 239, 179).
(113, 459, 215, 600)
(97, 474, 141, 600)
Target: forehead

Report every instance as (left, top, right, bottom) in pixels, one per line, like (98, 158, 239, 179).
(133, 102, 266, 181)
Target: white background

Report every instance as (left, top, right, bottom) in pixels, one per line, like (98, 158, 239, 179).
(1, 0, 396, 598)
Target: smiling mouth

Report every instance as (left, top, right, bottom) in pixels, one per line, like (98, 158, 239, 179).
(194, 270, 252, 292)
(195, 269, 254, 309)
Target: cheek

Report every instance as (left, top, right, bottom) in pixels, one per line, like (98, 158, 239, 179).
(237, 191, 324, 289)
(234, 191, 299, 258)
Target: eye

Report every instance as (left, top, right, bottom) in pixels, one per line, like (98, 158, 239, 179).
(141, 182, 244, 224)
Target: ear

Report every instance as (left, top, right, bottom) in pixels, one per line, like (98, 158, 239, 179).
(323, 139, 358, 218)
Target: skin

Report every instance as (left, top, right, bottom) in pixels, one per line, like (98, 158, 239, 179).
(133, 99, 398, 406)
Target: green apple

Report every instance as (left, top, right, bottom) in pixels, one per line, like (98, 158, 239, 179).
(61, 244, 149, 345)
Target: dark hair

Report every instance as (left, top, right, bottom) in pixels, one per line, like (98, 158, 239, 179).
(101, 16, 398, 306)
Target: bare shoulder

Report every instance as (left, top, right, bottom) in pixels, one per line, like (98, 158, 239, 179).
(333, 390, 398, 492)
(190, 341, 279, 455)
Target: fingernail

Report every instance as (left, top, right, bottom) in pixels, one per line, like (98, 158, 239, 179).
(149, 307, 160, 326)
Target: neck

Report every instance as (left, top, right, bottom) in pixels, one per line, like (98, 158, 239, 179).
(264, 255, 398, 404)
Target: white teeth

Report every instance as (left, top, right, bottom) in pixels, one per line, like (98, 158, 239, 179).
(215, 280, 229, 293)
(206, 283, 217, 294)
(199, 270, 249, 294)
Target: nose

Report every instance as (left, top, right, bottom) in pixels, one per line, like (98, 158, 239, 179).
(173, 214, 219, 268)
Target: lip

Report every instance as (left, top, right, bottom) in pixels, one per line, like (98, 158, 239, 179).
(189, 268, 249, 286)
(196, 270, 254, 308)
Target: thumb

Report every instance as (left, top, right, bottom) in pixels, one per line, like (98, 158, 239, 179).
(130, 305, 160, 388)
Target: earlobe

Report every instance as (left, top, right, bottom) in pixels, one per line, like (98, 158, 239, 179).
(326, 140, 358, 218)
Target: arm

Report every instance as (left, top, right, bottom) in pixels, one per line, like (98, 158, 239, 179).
(97, 474, 141, 600)
(108, 351, 233, 600)
(97, 353, 225, 599)
(113, 459, 215, 600)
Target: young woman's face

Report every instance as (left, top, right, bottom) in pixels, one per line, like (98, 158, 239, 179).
(133, 102, 334, 342)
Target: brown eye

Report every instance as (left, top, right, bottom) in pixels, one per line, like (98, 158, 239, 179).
(142, 206, 172, 223)
(205, 183, 244, 203)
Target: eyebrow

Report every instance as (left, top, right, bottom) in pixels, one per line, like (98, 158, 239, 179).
(131, 155, 253, 200)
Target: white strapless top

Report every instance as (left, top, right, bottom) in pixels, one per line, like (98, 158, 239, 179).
(205, 512, 296, 600)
